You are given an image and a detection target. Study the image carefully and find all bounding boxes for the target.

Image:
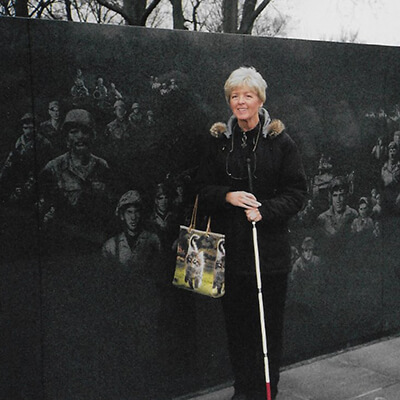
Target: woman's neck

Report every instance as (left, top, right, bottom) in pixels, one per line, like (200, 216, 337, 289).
(237, 116, 259, 132)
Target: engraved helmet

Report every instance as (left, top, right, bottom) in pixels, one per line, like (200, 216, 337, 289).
(62, 109, 96, 138)
(115, 190, 142, 216)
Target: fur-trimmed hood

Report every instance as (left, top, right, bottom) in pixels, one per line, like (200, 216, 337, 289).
(209, 108, 285, 140)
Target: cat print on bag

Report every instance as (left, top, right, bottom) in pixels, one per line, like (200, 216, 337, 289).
(184, 234, 205, 289)
(212, 238, 225, 295)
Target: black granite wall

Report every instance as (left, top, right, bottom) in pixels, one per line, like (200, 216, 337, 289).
(1, 16, 400, 400)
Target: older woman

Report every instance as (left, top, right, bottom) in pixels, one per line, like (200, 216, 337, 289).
(196, 66, 307, 400)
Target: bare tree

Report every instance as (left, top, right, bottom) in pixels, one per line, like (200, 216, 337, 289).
(238, 0, 273, 34)
(1, 0, 14, 16)
(3, 0, 280, 36)
(182, 0, 282, 36)
(169, 0, 187, 29)
(82, 0, 187, 27)
(2, 0, 391, 45)
(183, 0, 224, 33)
(338, 29, 360, 44)
(221, 0, 274, 34)
(222, 0, 237, 33)
(252, 3, 288, 37)
(189, 0, 200, 30)
(88, 0, 156, 25)
(15, 0, 29, 16)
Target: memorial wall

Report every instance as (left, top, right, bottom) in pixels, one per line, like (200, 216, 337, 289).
(1, 16, 400, 400)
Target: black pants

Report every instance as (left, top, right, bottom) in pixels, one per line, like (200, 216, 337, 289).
(222, 272, 288, 397)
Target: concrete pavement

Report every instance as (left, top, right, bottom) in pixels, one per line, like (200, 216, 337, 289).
(184, 335, 400, 400)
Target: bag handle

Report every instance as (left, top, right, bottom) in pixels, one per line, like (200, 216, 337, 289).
(206, 215, 211, 235)
(189, 195, 199, 230)
(189, 195, 212, 236)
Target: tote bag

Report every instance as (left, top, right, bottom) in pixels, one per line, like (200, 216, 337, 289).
(172, 196, 225, 298)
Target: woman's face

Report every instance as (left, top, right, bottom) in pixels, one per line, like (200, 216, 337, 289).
(229, 85, 263, 126)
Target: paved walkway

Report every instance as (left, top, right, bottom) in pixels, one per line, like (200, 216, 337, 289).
(186, 335, 400, 400)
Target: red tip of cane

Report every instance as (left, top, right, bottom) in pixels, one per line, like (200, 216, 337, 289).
(266, 382, 272, 400)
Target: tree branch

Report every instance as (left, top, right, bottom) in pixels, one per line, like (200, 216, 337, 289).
(140, 0, 162, 25)
(169, 0, 187, 30)
(222, 0, 238, 33)
(0, 0, 12, 15)
(239, 0, 273, 34)
(64, 0, 72, 20)
(192, 0, 201, 31)
(30, 0, 53, 18)
(96, 0, 127, 21)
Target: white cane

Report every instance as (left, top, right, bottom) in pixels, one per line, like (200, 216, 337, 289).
(247, 158, 272, 400)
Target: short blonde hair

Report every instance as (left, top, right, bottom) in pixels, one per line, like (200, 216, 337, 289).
(224, 66, 267, 104)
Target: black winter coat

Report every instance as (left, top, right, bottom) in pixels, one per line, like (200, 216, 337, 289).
(195, 108, 307, 275)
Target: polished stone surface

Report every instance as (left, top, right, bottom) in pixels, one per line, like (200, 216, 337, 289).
(187, 335, 400, 400)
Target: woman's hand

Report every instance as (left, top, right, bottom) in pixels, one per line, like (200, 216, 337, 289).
(245, 208, 262, 223)
(225, 191, 261, 209)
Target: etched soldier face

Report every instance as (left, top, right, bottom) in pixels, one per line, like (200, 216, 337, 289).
(122, 205, 141, 235)
(49, 106, 60, 121)
(176, 186, 183, 199)
(67, 126, 91, 154)
(389, 146, 397, 160)
(331, 189, 345, 213)
(302, 247, 313, 262)
(359, 202, 368, 218)
(155, 193, 168, 215)
(115, 106, 126, 119)
(22, 122, 35, 140)
(320, 159, 331, 170)
(24, 174, 35, 190)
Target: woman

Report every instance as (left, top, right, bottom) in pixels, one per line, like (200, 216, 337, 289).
(196, 66, 307, 400)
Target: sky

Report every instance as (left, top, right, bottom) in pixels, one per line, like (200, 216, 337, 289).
(270, 0, 400, 46)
